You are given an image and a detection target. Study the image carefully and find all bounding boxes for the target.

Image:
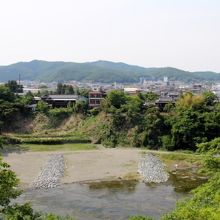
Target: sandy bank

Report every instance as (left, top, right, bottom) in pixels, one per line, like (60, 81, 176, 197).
(3, 148, 142, 188)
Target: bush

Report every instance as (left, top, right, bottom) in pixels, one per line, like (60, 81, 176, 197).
(204, 156, 220, 170)
(161, 135, 174, 151)
(20, 137, 91, 145)
(1, 136, 21, 145)
(36, 101, 49, 114)
(0, 158, 21, 208)
(2, 203, 75, 220)
(89, 107, 100, 116)
(48, 108, 72, 127)
(127, 127, 144, 148)
(48, 108, 72, 119)
(2, 203, 41, 220)
(162, 173, 220, 220)
(197, 137, 220, 154)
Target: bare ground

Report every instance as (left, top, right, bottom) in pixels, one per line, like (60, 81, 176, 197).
(3, 148, 142, 188)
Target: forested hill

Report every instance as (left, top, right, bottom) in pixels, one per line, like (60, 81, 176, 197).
(0, 59, 219, 83)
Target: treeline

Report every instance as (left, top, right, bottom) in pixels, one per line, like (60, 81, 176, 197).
(56, 83, 90, 97)
(95, 90, 220, 151)
(1, 80, 220, 152)
(0, 81, 31, 131)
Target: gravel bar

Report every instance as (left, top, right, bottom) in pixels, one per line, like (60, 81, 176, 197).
(138, 153, 169, 183)
(31, 154, 65, 189)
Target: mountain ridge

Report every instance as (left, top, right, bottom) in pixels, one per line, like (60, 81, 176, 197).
(0, 60, 219, 83)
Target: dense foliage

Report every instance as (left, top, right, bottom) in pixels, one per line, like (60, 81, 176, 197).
(0, 84, 30, 131)
(97, 91, 220, 150)
(56, 83, 90, 98)
(162, 172, 220, 220)
(5, 80, 23, 93)
(1, 83, 220, 219)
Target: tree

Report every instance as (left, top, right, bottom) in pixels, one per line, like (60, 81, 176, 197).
(0, 157, 21, 208)
(106, 90, 127, 109)
(73, 100, 88, 114)
(36, 101, 49, 114)
(56, 83, 75, 95)
(141, 92, 159, 102)
(20, 91, 34, 105)
(203, 91, 218, 106)
(170, 109, 206, 150)
(176, 92, 204, 111)
(57, 83, 63, 95)
(142, 107, 166, 149)
(0, 85, 22, 130)
(5, 80, 23, 93)
(122, 96, 143, 126)
(0, 85, 15, 102)
(169, 92, 220, 150)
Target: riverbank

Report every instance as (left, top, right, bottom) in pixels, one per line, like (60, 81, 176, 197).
(3, 148, 140, 188)
(2, 146, 204, 189)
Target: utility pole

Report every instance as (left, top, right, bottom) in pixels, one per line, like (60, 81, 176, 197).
(18, 73, 21, 85)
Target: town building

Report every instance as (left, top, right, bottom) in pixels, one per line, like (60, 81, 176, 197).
(41, 95, 87, 108)
(89, 87, 106, 108)
(124, 87, 141, 95)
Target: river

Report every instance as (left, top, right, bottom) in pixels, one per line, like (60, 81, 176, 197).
(15, 171, 207, 220)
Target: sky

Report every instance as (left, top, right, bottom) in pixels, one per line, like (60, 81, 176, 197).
(0, 0, 219, 72)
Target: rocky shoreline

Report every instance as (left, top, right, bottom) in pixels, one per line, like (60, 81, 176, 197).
(30, 152, 168, 189)
(138, 153, 169, 183)
(31, 154, 65, 189)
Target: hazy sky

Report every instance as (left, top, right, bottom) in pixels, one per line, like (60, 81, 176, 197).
(0, 0, 219, 72)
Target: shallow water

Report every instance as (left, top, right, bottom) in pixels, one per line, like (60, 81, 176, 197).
(16, 172, 207, 220)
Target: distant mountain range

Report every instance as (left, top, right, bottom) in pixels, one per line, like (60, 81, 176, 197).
(0, 60, 219, 83)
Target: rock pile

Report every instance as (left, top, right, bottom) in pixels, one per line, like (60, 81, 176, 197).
(32, 154, 65, 189)
(138, 153, 169, 183)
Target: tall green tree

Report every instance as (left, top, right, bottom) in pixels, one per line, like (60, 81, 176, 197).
(5, 80, 23, 93)
(0, 157, 21, 208)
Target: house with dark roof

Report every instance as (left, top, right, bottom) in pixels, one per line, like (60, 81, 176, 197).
(41, 95, 87, 108)
(155, 97, 175, 110)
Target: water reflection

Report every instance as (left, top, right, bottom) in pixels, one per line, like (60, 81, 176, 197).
(15, 171, 207, 220)
(88, 180, 138, 193)
(168, 170, 208, 193)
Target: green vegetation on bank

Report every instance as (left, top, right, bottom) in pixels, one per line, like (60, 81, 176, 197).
(1, 83, 220, 152)
(80, 90, 220, 151)
(1, 81, 220, 219)
(130, 133, 220, 220)
(21, 143, 97, 151)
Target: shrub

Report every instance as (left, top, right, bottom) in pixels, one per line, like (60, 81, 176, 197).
(197, 137, 220, 154)
(89, 107, 100, 116)
(20, 137, 91, 145)
(161, 135, 174, 151)
(36, 101, 49, 114)
(48, 108, 72, 127)
(0, 158, 21, 208)
(162, 173, 220, 220)
(1, 136, 21, 145)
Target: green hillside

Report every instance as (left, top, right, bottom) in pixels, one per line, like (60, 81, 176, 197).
(0, 60, 219, 83)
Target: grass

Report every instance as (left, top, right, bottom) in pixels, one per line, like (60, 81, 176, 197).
(139, 149, 205, 171)
(157, 152, 203, 163)
(20, 143, 97, 152)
